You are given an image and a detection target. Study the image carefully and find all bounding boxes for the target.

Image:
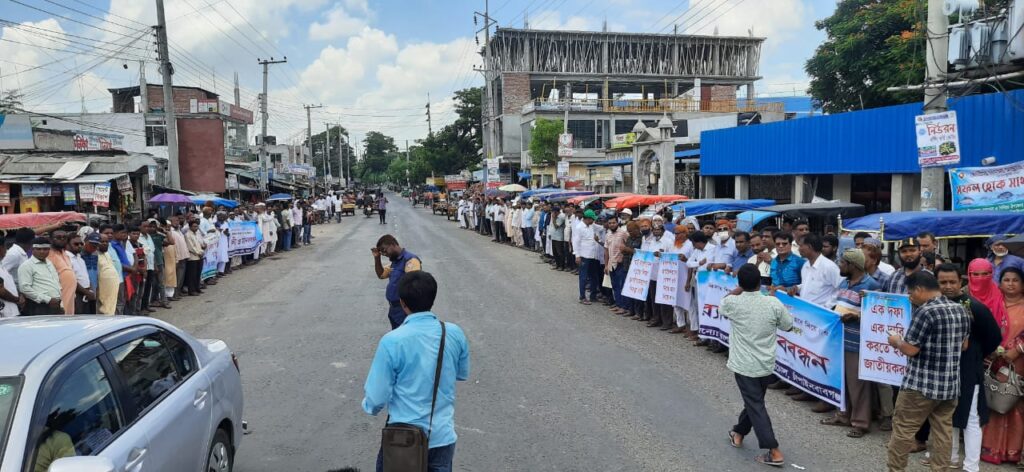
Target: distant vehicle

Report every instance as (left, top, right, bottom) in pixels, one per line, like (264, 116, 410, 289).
(0, 316, 243, 472)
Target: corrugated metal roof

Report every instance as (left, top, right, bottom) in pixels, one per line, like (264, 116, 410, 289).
(701, 89, 1024, 176)
(0, 152, 158, 176)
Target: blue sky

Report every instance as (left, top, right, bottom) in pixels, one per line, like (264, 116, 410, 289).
(0, 0, 838, 144)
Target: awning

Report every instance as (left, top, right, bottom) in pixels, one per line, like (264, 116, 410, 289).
(674, 149, 700, 158)
(588, 158, 633, 168)
(0, 173, 126, 184)
(51, 161, 90, 180)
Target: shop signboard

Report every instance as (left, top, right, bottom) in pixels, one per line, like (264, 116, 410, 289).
(948, 160, 1024, 211)
(72, 131, 124, 151)
(227, 174, 239, 190)
(611, 132, 636, 149)
(62, 185, 77, 206)
(93, 183, 111, 207)
(79, 184, 95, 202)
(50, 185, 62, 197)
(0, 183, 10, 206)
(557, 133, 574, 158)
(22, 185, 51, 197)
(556, 160, 570, 180)
(148, 165, 157, 184)
(915, 111, 961, 167)
(116, 175, 133, 193)
(190, 98, 219, 114)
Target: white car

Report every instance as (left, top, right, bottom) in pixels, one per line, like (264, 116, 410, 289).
(0, 316, 243, 472)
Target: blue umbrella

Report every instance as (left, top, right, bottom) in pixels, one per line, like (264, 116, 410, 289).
(190, 196, 239, 209)
(267, 193, 293, 201)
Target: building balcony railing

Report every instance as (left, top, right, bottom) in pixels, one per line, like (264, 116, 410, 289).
(521, 97, 783, 115)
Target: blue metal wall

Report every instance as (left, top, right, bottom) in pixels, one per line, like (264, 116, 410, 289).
(702, 89, 1024, 176)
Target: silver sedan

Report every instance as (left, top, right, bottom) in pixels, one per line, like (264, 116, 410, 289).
(0, 316, 243, 472)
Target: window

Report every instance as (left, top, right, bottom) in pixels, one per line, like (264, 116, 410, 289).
(34, 359, 122, 471)
(567, 120, 596, 149)
(145, 123, 167, 147)
(0, 377, 21, 460)
(161, 332, 197, 378)
(109, 334, 182, 413)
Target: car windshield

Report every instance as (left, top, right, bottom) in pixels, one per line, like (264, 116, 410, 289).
(0, 377, 22, 460)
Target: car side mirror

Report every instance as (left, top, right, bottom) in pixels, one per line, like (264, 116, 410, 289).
(48, 456, 116, 472)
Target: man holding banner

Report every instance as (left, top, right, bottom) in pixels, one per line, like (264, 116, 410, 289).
(724, 264, 794, 467)
(885, 271, 971, 471)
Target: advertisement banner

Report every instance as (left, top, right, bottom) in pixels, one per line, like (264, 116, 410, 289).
(557, 133, 574, 158)
(93, 183, 111, 208)
(948, 160, 1024, 211)
(72, 132, 124, 151)
(696, 270, 737, 345)
(79, 184, 95, 202)
(202, 236, 219, 280)
(774, 293, 846, 409)
(655, 253, 683, 307)
(0, 183, 9, 206)
(916, 111, 961, 167)
(115, 175, 133, 193)
(622, 250, 655, 301)
(62, 184, 76, 206)
(858, 291, 913, 386)
(226, 221, 262, 257)
(22, 184, 50, 197)
(611, 132, 636, 149)
(556, 160, 570, 180)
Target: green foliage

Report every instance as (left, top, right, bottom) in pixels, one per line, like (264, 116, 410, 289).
(805, 0, 924, 113)
(0, 89, 24, 114)
(309, 124, 353, 179)
(529, 118, 563, 166)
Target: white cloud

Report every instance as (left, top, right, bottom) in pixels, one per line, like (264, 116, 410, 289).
(529, 11, 599, 31)
(309, 2, 371, 41)
(682, 0, 807, 50)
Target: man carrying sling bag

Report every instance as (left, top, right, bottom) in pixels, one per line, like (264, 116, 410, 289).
(363, 271, 471, 472)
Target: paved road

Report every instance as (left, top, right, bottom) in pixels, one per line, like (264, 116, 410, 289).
(155, 196, 960, 471)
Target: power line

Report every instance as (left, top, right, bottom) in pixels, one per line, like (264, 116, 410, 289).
(6, 0, 149, 39)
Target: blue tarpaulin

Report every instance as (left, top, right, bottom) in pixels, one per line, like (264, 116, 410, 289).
(841, 211, 1024, 241)
(669, 199, 774, 217)
(735, 210, 779, 232)
(521, 188, 562, 198)
(190, 196, 238, 208)
(536, 191, 594, 201)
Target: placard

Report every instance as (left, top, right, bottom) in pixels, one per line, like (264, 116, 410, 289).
(858, 291, 913, 386)
(655, 253, 682, 306)
(93, 183, 111, 208)
(226, 220, 262, 257)
(696, 270, 737, 345)
(622, 250, 655, 301)
(202, 235, 219, 280)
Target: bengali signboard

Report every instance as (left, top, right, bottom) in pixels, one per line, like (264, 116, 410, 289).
(859, 291, 913, 386)
(62, 185, 76, 206)
(72, 131, 124, 151)
(556, 160, 570, 180)
(611, 132, 636, 149)
(915, 111, 961, 167)
(557, 133, 574, 157)
(93, 183, 111, 208)
(79, 184, 95, 202)
(622, 250, 655, 301)
(948, 160, 1024, 211)
(115, 175, 133, 193)
(22, 185, 51, 197)
(226, 221, 262, 257)
(774, 293, 846, 409)
(0, 183, 9, 206)
(219, 101, 255, 124)
(697, 270, 737, 345)
(202, 235, 220, 280)
(190, 98, 219, 114)
(654, 253, 685, 307)
(444, 175, 467, 191)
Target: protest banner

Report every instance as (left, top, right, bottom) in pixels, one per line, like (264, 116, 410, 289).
(773, 293, 846, 409)
(696, 270, 737, 345)
(201, 236, 219, 280)
(226, 221, 262, 256)
(622, 250, 655, 301)
(858, 291, 912, 386)
(949, 160, 1024, 211)
(655, 253, 681, 306)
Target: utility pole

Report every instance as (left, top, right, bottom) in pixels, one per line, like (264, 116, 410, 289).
(471, 1, 495, 188)
(304, 103, 322, 172)
(138, 61, 148, 114)
(405, 140, 411, 189)
(154, 0, 180, 189)
(425, 93, 433, 135)
(920, 0, 948, 211)
(258, 57, 287, 192)
(324, 122, 333, 189)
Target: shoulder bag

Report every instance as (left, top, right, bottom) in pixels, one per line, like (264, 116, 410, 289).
(984, 361, 1023, 415)
(380, 321, 446, 472)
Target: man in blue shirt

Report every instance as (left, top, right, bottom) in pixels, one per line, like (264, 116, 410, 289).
(364, 271, 470, 472)
(770, 231, 804, 289)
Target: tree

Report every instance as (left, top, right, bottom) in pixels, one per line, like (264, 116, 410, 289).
(357, 131, 400, 181)
(529, 118, 562, 166)
(0, 89, 24, 114)
(451, 87, 482, 155)
(805, 0, 924, 113)
(308, 124, 353, 180)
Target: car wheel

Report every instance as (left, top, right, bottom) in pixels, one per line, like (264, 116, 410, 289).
(206, 429, 233, 472)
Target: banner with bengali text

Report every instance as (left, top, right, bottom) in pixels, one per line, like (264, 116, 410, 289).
(655, 253, 682, 306)
(696, 270, 737, 345)
(858, 291, 913, 386)
(773, 293, 846, 410)
(201, 236, 219, 280)
(622, 250, 655, 301)
(226, 221, 262, 257)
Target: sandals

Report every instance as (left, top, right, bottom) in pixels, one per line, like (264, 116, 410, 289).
(819, 417, 851, 427)
(846, 427, 868, 438)
(728, 431, 742, 448)
(579, 300, 592, 305)
(755, 453, 784, 467)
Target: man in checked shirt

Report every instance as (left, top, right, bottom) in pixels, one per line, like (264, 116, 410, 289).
(886, 271, 971, 471)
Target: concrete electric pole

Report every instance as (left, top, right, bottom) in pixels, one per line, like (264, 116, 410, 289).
(154, 0, 180, 189)
(336, 120, 346, 187)
(426, 93, 433, 135)
(304, 103, 323, 188)
(258, 57, 287, 192)
(920, 0, 949, 211)
(324, 122, 333, 189)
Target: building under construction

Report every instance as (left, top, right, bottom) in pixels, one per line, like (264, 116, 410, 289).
(482, 27, 781, 193)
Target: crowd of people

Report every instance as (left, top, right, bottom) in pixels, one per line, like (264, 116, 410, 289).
(0, 194, 346, 318)
(435, 187, 1024, 471)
